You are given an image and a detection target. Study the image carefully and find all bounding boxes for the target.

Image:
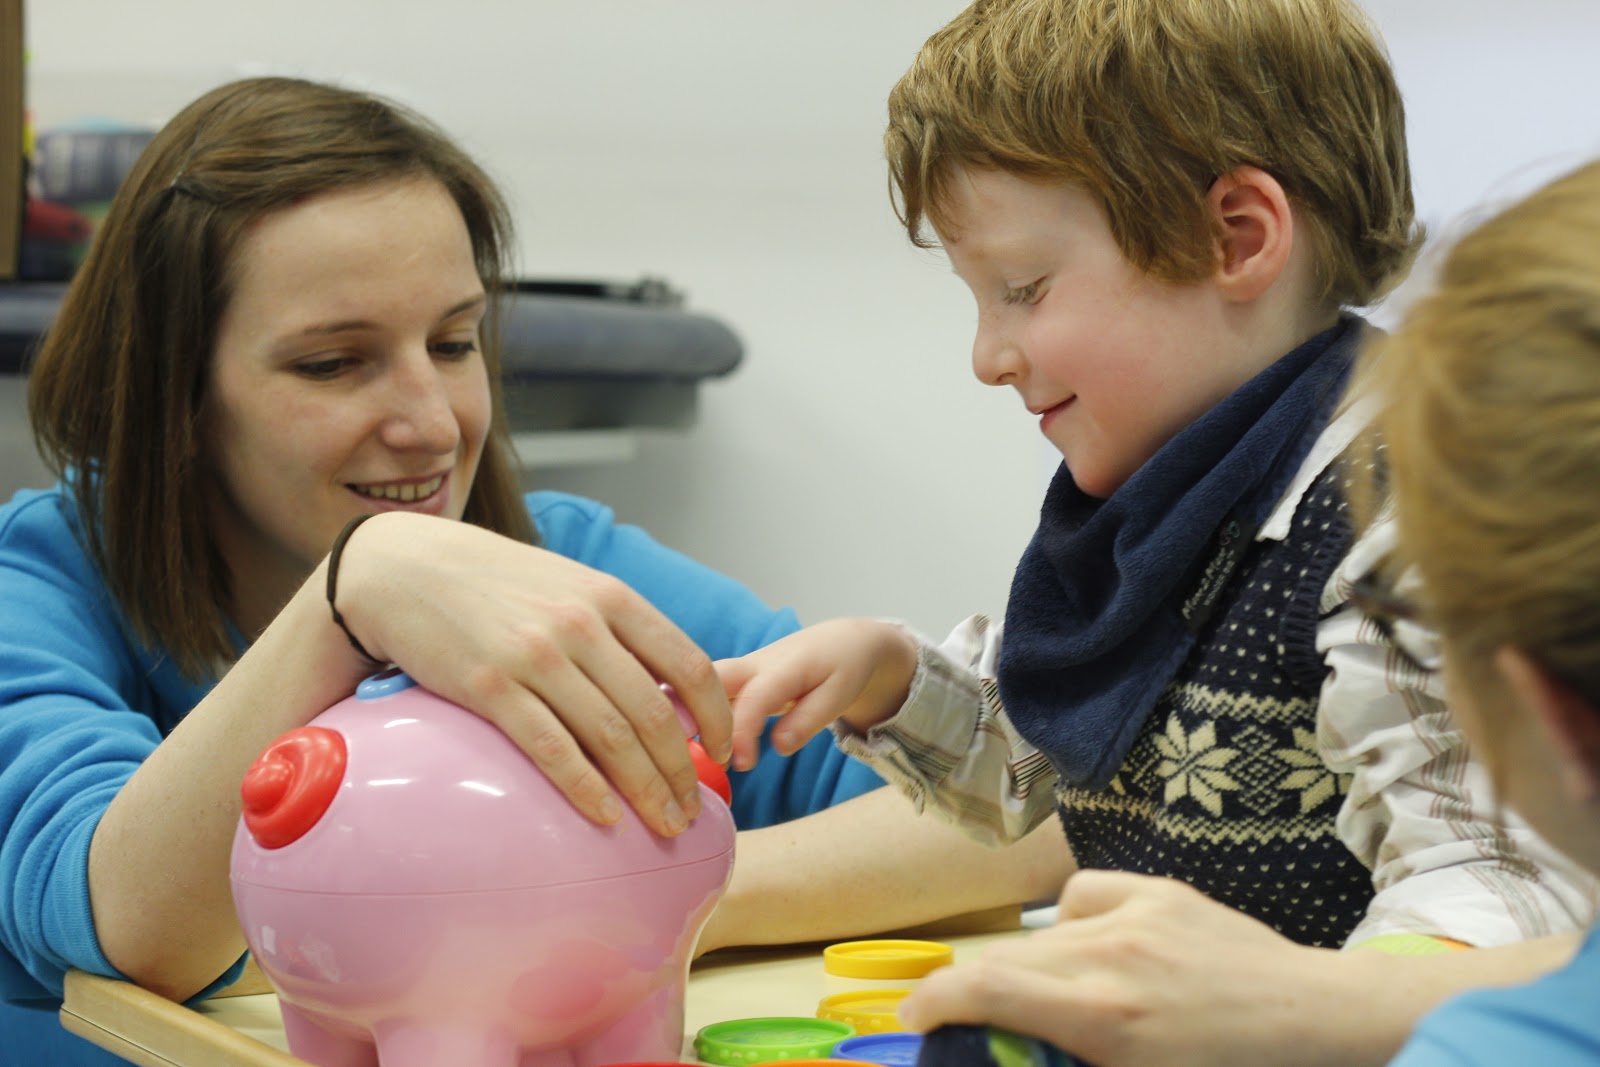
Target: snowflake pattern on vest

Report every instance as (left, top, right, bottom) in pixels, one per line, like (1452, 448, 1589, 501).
(1055, 459, 1372, 948)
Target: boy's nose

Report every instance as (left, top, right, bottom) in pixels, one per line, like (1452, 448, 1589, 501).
(971, 323, 1024, 387)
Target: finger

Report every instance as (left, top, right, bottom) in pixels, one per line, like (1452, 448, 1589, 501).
(608, 598, 733, 766)
(767, 668, 865, 754)
(715, 655, 757, 702)
(663, 660, 734, 769)
(897, 961, 1109, 1062)
(471, 687, 628, 830)
(729, 661, 844, 759)
(580, 651, 709, 823)
(541, 571, 728, 800)
(1058, 868, 1161, 919)
(496, 648, 693, 838)
(715, 656, 769, 772)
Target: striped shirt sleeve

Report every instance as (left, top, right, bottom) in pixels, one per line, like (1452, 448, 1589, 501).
(1320, 512, 1600, 947)
(832, 615, 1060, 846)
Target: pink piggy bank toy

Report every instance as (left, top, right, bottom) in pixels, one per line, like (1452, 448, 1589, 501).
(229, 668, 735, 1067)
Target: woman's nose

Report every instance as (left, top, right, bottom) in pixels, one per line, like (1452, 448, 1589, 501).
(381, 356, 460, 453)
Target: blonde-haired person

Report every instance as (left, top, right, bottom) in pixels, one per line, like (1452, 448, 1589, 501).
(1359, 158, 1600, 1064)
(717, 1, 1595, 1063)
(0, 77, 1071, 1066)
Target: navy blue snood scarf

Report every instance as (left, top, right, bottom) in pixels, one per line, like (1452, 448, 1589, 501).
(997, 316, 1364, 790)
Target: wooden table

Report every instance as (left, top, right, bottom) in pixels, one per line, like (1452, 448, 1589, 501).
(61, 911, 1028, 1066)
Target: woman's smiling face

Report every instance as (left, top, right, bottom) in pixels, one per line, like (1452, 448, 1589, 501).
(202, 175, 490, 623)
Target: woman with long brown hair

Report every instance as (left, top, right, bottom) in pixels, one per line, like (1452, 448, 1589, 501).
(0, 75, 1072, 1065)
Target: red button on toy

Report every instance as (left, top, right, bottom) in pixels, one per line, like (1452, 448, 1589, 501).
(241, 726, 347, 848)
(688, 738, 733, 806)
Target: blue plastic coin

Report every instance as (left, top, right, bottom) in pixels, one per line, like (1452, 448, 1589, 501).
(832, 1031, 924, 1065)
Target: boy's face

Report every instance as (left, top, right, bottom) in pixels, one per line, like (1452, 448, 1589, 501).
(938, 167, 1268, 498)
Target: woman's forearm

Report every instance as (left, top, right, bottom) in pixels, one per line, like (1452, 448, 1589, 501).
(1314, 934, 1582, 1066)
(87, 567, 370, 1001)
(698, 785, 1073, 955)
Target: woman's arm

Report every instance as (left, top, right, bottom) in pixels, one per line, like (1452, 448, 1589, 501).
(87, 567, 368, 1001)
(89, 510, 736, 1001)
(697, 785, 1073, 955)
(897, 870, 1580, 1067)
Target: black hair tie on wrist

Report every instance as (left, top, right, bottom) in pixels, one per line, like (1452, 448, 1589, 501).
(327, 513, 383, 664)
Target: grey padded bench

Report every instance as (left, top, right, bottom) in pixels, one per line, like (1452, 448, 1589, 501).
(0, 277, 744, 436)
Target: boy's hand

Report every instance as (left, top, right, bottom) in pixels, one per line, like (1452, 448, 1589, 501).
(717, 619, 919, 771)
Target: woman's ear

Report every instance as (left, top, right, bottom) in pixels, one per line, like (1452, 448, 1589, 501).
(1495, 646, 1600, 806)
(1205, 166, 1295, 304)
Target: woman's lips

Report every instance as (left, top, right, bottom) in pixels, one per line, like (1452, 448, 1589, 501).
(347, 474, 449, 515)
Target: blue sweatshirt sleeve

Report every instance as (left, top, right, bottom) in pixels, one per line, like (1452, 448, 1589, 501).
(527, 491, 885, 829)
(0, 490, 245, 1005)
(0, 491, 157, 999)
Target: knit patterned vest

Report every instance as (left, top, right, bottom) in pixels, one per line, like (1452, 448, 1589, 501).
(1053, 459, 1371, 947)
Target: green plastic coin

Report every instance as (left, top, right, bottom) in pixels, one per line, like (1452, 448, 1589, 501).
(693, 1016, 856, 1064)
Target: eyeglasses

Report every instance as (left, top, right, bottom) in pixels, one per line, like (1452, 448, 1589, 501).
(1348, 572, 1443, 677)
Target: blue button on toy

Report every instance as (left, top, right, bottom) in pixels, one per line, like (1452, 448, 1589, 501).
(355, 667, 417, 700)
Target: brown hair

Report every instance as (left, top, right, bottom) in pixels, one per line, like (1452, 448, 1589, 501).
(1354, 159, 1600, 710)
(886, 0, 1421, 309)
(27, 76, 535, 678)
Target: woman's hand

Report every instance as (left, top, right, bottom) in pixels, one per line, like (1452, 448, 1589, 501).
(897, 871, 1366, 1067)
(333, 511, 731, 838)
(715, 618, 919, 772)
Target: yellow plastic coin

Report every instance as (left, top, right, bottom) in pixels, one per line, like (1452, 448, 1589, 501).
(816, 988, 912, 1034)
(821, 938, 954, 980)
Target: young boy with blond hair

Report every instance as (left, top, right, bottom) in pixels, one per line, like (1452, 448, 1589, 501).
(718, 1, 1597, 1062)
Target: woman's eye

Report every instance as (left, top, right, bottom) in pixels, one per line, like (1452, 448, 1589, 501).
(431, 339, 479, 361)
(295, 357, 352, 380)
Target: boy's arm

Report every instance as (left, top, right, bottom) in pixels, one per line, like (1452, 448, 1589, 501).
(721, 613, 1064, 846)
(833, 615, 1062, 846)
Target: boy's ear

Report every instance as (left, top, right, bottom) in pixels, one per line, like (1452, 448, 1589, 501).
(1495, 646, 1600, 805)
(1205, 166, 1295, 303)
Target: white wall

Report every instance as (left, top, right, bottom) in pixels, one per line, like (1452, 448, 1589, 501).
(1361, 0, 1600, 326)
(20, 0, 1600, 635)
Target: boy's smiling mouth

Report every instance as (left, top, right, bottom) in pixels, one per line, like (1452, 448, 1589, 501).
(1031, 397, 1075, 433)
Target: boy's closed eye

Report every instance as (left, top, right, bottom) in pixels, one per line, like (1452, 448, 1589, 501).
(1003, 279, 1045, 305)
